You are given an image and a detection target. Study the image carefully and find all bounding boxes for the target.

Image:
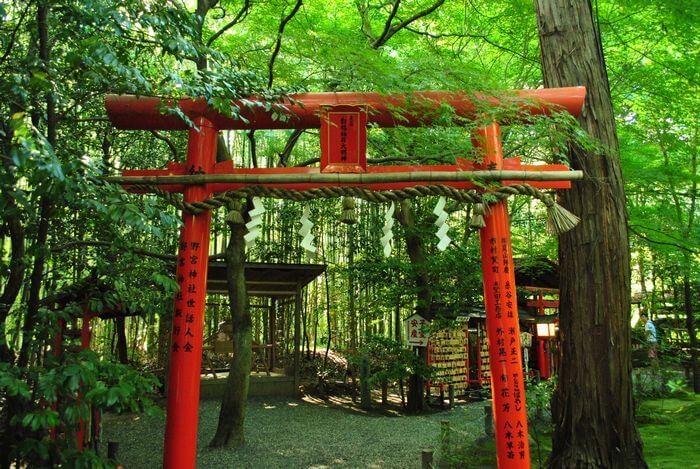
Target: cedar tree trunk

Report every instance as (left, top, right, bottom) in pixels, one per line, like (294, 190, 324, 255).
(533, 1, 647, 467)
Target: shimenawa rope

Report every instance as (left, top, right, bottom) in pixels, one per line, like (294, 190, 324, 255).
(129, 183, 580, 234)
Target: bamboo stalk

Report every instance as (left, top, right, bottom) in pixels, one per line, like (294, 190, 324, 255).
(106, 170, 583, 186)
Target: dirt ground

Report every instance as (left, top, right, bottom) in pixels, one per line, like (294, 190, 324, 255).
(103, 394, 486, 468)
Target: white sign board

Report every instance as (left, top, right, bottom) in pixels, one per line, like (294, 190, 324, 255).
(405, 313, 430, 347)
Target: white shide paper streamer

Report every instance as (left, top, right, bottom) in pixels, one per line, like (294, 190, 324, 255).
(433, 196, 451, 251)
(244, 197, 265, 249)
(380, 202, 395, 257)
(298, 205, 317, 258)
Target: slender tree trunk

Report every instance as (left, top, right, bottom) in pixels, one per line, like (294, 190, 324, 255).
(534, 1, 646, 467)
(396, 200, 431, 412)
(115, 316, 128, 364)
(0, 215, 24, 363)
(0, 105, 26, 363)
(394, 295, 401, 342)
(683, 274, 700, 393)
(348, 225, 357, 353)
(18, 3, 54, 369)
(156, 308, 172, 390)
(397, 200, 432, 316)
(209, 205, 251, 448)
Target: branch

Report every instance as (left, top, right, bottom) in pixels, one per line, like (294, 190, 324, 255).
(150, 130, 180, 162)
(51, 240, 174, 261)
(294, 153, 459, 168)
(374, 1, 401, 48)
(278, 128, 304, 167)
(206, 0, 251, 46)
(294, 157, 320, 167)
(0, 1, 32, 66)
(404, 26, 537, 63)
(101, 128, 112, 174)
(268, 0, 303, 88)
(356, 1, 374, 42)
(368, 155, 435, 164)
(247, 130, 258, 168)
(629, 226, 697, 254)
(51, 240, 227, 261)
(57, 91, 103, 120)
(609, 26, 698, 87)
(75, 117, 110, 123)
(371, 0, 445, 49)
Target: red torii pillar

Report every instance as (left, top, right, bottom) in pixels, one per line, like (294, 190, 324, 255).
(104, 88, 585, 469)
(477, 123, 529, 466)
(164, 118, 217, 467)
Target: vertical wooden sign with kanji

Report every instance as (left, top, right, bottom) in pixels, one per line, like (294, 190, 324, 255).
(320, 105, 367, 173)
(405, 313, 430, 347)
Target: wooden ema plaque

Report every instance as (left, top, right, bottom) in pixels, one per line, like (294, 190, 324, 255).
(320, 105, 367, 173)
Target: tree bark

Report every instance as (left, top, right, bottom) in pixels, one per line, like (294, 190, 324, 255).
(209, 206, 251, 448)
(156, 305, 172, 387)
(115, 316, 129, 364)
(348, 224, 357, 353)
(533, 1, 646, 467)
(0, 215, 24, 363)
(396, 200, 432, 316)
(683, 274, 700, 393)
(396, 200, 431, 412)
(17, 3, 55, 369)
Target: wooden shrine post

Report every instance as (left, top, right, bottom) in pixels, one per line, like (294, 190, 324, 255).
(163, 118, 217, 468)
(476, 123, 530, 467)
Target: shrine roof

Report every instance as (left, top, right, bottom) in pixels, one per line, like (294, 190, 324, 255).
(206, 262, 326, 298)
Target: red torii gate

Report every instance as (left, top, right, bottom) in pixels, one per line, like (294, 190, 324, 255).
(104, 88, 585, 469)
(525, 286, 561, 380)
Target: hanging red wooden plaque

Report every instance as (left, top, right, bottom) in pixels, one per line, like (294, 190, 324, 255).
(320, 105, 367, 173)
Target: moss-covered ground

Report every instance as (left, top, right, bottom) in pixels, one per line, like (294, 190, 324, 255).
(637, 395, 700, 469)
(451, 394, 700, 468)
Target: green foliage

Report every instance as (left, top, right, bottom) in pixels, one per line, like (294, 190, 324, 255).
(526, 377, 556, 429)
(0, 350, 160, 466)
(349, 335, 430, 384)
(0, 0, 698, 463)
(632, 368, 691, 401)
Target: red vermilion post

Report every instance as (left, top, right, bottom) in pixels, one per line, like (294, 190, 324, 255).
(76, 309, 92, 451)
(476, 123, 531, 468)
(163, 118, 217, 469)
(538, 340, 550, 379)
(535, 292, 551, 379)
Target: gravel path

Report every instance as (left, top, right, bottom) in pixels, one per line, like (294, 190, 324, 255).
(103, 397, 485, 468)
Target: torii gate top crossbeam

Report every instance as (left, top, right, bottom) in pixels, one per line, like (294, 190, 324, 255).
(105, 87, 585, 131)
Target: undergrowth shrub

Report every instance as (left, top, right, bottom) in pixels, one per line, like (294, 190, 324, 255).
(0, 350, 160, 468)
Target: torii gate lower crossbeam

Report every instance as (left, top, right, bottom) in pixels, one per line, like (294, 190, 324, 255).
(105, 89, 585, 469)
